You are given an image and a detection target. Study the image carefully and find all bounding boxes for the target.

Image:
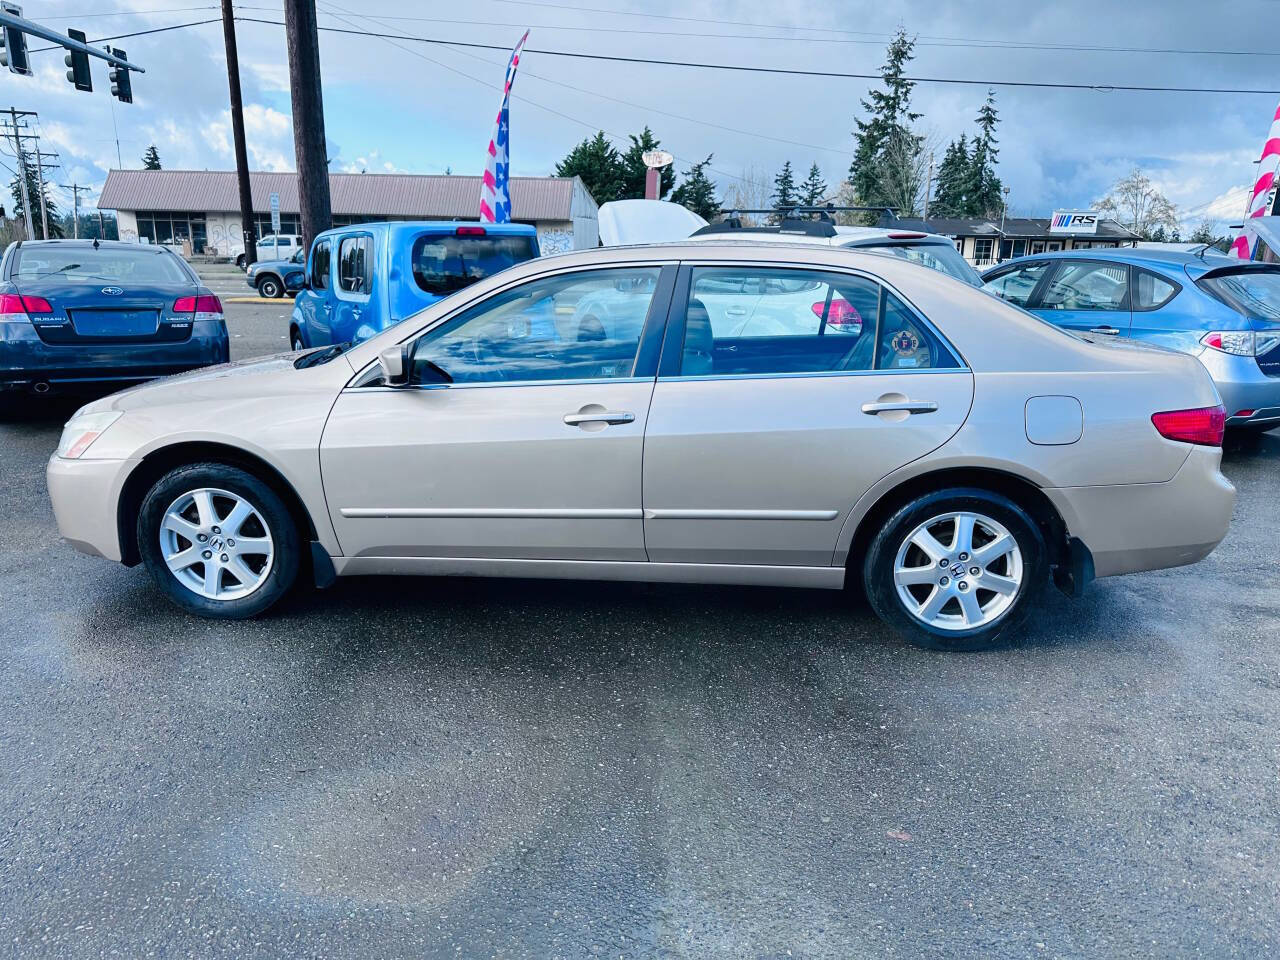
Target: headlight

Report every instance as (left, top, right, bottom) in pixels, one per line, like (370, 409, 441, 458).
(56, 411, 123, 459)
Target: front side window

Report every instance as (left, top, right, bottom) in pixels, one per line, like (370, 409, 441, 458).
(310, 240, 331, 291)
(411, 232, 538, 297)
(409, 267, 662, 385)
(337, 236, 370, 295)
(1040, 260, 1128, 311)
(984, 261, 1052, 307)
(676, 267, 959, 377)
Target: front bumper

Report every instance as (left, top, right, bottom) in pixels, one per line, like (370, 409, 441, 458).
(1196, 347, 1280, 428)
(46, 454, 138, 563)
(1, 319, 229, 395)
(1044, 445, 1234, 579)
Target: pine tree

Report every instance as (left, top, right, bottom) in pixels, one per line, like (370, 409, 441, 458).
(968, 90, 1004, 217)
(848, 27, 922, 221)
(554, 131, 625, 205)
(670, 155, 720, 220)
(929, 134, 970, 217)
(619, 126, 674, 200)
(142, 144, 162, 170)
(8, 151, 62, 240)
(800, 163, 827, 206)
(771, 160, 799, 217)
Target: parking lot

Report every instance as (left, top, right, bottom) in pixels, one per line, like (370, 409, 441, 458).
(2, 266, 1279, 958)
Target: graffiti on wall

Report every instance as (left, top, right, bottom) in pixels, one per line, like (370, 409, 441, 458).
(537, 228, 574, 255)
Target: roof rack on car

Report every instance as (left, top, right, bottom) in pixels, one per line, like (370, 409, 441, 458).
(692, 204, 900, 239)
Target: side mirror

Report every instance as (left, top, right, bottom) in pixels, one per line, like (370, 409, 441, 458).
(377, 344, 411, 387)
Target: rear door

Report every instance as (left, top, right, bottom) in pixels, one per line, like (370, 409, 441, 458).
(332, 232, 374, 342)
(10, 244, 198, 347)
(1034, 258, 1132, 337)
(641, 263, 974, 567)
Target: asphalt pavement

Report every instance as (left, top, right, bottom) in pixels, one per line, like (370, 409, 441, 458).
(1, 266, 1278, 958)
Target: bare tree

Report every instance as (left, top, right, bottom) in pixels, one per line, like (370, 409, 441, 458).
(1096, 168, 1178, 240)
(872, 128, 935, 219)
(722, 164, 772, 224)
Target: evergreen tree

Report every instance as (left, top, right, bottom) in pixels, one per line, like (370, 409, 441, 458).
(8, 152, 62, 240)
(771, 160, 799, 217)
(555, 131, 625, 205)
(620, 126, 674, 200)
(670, 155, 720, 221)
(968, 90, 1004, 217)
(800, 163, 827, 206)
(929, 134, 970, 217)
(142, 144, 162, 170)
(848, 27, 922, 220)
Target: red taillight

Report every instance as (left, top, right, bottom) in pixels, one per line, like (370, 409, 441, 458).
(173, 295, 223, 314)
(1202, 332, 1223, 350)
(811, 298, 862, 327)
(1234, 409, 1255, 419)
(887, 232, 926, 239)
(1151, 405, 1225, 446)
(455, 226, 486, 236)
(0, 293, 52, 314)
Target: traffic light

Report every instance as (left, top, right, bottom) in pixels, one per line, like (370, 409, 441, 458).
(106, 46, 132, 103)
(64, 28, 91, 91)
(0, 2, 32, 76)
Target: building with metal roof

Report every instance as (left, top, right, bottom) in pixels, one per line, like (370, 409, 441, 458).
(880, 214, 1140, 267)
(98, 169, 599, 258)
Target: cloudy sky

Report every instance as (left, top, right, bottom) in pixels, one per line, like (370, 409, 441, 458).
(6, 0, 1279, 229)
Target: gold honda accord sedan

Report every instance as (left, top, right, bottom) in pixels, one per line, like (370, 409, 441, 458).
(47, 242, 1234, 650)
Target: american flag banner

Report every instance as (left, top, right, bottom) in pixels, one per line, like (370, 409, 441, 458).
(479, 30, 530, 224)
(1232, 99, 1280, 259)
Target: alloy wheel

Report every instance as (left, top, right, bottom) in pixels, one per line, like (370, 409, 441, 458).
(892, 510, 1023, 631)
(159, 487, 274, 601)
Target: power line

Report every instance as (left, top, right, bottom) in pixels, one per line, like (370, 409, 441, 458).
(28, 17, 223, 52)
(235, 17, 1280, 95)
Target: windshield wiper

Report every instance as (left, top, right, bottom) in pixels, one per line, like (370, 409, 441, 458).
(294, 341, 351, 368)
(29, 263, 81, 278)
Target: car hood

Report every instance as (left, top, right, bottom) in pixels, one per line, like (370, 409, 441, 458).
(75, 351, 354, 415)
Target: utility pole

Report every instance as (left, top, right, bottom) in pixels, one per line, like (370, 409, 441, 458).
(34, 149, 58, 239)
(923, 152, 934, 221)
(283, 0, 331, 250)
(7, 107, 32, 238)
(62, 182, 87, 238)
(219, 0, 258, 266)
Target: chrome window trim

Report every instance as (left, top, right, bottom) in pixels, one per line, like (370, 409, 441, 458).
(655, 367, 970, 385)
(345, 375, 655, 393)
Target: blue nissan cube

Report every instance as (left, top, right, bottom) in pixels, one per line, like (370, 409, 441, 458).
(983, 248, 1280, 431)
(290, 221, 540, 350)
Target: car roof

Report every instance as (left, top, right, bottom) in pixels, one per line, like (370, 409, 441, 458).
(687, 225, 955, 247)
(314, 220, 537, 241)
(984, 245, 1240, 277)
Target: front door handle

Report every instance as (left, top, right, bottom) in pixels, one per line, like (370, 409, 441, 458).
(564, 410, 635, 426)
(1089, 325, 1120, 335)
(861, 400, 938, 415)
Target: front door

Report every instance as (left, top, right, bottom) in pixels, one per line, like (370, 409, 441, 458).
(1033, 258, 1132, 338)
(320, 264, 674, 561)
(642, 265, 974, 567)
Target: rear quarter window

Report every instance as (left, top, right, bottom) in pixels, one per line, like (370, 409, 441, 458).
(411, 233, 538, 296)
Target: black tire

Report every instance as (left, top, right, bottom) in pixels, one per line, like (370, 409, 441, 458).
(257, 275, 282, 299)
(137, 462, 301, 619)
(863, 487, 1047, 652)
(290, 327, 306, 352)
(235, 253, 246, 269)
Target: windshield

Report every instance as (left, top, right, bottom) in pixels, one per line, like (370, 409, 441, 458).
(857, 241, 984, 287)
(14, 246, 191, 284)
(1198, 270, 1280, 321)
(411, 233, 538, 297)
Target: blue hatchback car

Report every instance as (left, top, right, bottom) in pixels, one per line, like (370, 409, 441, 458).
(0, 239, 228, 408)
(983, 248, 1280, 431)
(290, 221, 540, 350)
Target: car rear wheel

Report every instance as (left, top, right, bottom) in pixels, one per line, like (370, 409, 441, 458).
(137, 463, 300, 619)
(863, 488, 1047, 651)
(257, 275, 282, 299)
(235, 254, 246, 269)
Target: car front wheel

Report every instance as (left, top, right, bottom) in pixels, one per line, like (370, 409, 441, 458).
(257, 275, 282, 298)
(137, 463, 300, 619)
(863, 488, 1047, 651)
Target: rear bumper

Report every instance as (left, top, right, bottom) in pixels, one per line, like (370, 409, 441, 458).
(46, 454, 137, 563)
(1196, 348, 1280, 426)
(0, 318, 228, 394)
(1044, 445, 1234, 579)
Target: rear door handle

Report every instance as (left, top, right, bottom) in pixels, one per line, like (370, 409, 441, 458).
(861, 401, 938, 415)
(1089, 325, 1120, 335)
(564, 411, 635, 426)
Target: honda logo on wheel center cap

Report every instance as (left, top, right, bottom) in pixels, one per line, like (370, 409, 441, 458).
(951, 563, 966, 577)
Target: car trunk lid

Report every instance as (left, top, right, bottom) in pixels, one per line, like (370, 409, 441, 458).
(11, 277, 198, 345)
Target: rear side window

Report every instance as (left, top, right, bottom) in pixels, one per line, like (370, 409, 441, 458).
(13, 246, 190, 284)
(310, 240, 331, 291)
(676, 266, 959, 377)
(411, 232, 538, 296)
(1133, 268, 1179, 311)
(1040, 260, 1128, 311)
(337, 236, 370, 295)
